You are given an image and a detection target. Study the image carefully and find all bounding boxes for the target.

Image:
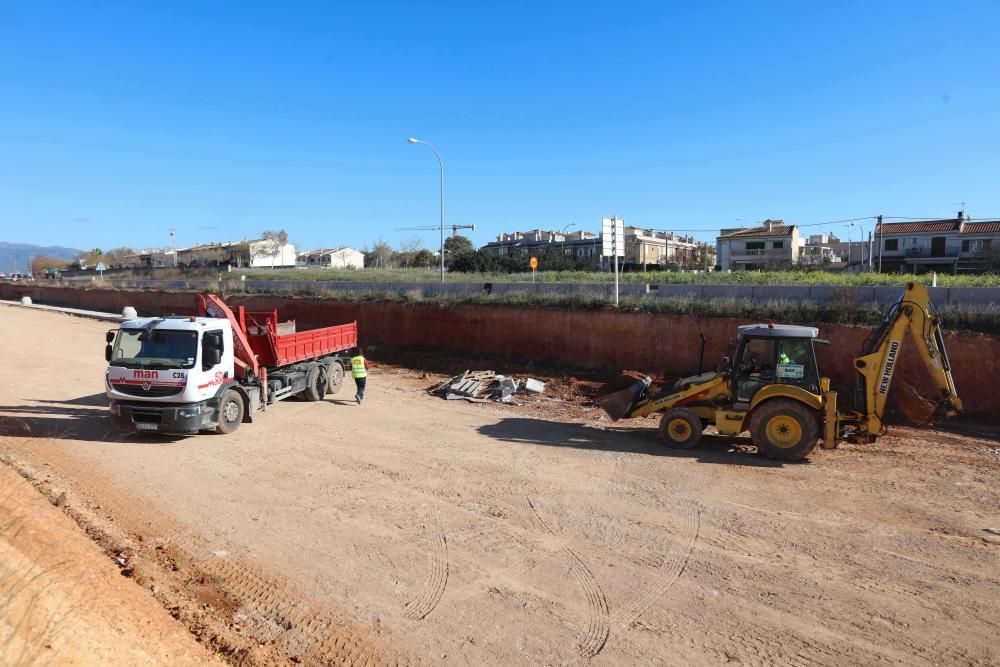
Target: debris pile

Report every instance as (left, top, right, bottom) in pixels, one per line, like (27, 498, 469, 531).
(429, 370, 545, 403)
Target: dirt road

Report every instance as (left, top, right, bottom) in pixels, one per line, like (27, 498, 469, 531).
(1, 304, 998, 665)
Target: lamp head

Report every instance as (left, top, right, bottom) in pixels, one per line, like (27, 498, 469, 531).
(407, 137, 419, 144)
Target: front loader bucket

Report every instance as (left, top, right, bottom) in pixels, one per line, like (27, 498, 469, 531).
(597, 374, 651, 421)
(898, 382, 936, 425)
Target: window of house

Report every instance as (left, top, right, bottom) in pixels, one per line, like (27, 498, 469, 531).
(965, 239, 985, 253)
(746, 241, 765, 250)
(884, 239, 899, 251)
(772, 241, 784, 249)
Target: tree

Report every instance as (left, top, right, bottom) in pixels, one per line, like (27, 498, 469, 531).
(275, 229, 289, 268)
(30, 255, 69, 273)
(444, 235, 474, 256)
(364, 237, 394, 270)
(444, 235, 474, 270)
(978, 245, 1000, 273)
(254, 230, 282, 268)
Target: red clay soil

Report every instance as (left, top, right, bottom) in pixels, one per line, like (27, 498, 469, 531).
(4, 284, 997, 416)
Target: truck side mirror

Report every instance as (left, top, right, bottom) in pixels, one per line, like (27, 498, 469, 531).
(204, 347, 222, 367)
(106, 330, 116, 343)
(105, 344, 112, 362)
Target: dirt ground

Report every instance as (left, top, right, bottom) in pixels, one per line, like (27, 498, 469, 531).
(1, 304, 998, 666)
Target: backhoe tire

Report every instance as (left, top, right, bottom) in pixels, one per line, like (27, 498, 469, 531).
(325, 360, 345, 396)
(216, 390, 244, 435)
(303, 364, 325, 402)
(750, 399, 819, 461)
(658, 408, 703, 450)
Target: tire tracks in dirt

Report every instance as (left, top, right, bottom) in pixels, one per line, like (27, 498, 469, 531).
(402, 513, 449, 621)
(525, 497, 610, 660)
(610, 497, 700, 633)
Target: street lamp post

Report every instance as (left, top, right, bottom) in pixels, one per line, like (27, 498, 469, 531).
(560, 223, 576, 259)
(407, 138, 445, 283)
(849, 222, 868, 271)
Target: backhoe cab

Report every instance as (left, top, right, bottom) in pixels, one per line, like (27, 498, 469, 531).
(599, 282, 961, 461)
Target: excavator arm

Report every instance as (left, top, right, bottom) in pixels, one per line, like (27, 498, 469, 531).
(851, 282, 962, 438)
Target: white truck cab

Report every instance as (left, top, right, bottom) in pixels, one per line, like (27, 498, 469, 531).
(105, 316, 251, 433)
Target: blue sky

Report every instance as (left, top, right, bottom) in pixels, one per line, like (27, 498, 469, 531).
(1, 1, 998, 253)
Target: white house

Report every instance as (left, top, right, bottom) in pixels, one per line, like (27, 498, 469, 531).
(177, 239, 297, 268)
(716, 220, 802, 270)
(875, 213, 1000, 273)
(297, 247, 365, 269)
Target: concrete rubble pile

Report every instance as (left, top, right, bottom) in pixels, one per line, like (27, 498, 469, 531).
(428, 370, 545, 404)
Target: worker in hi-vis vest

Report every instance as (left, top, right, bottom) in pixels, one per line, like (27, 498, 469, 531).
(350, 348, 370, 404)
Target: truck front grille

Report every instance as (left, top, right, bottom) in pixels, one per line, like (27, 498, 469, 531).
(112, 383, 184, 398)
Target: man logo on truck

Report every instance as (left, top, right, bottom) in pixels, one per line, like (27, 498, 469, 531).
(134, 369, 159, 379)
(878, 340, 900, 394)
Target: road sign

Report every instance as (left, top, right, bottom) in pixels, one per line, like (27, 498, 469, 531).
(600, 217, 624, 257)
(529, 256, 538, 270)
(95, 262, 106, 272)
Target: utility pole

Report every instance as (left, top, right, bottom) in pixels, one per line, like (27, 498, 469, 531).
(877, 214, 883, 273)
(169, 228, 177, 267)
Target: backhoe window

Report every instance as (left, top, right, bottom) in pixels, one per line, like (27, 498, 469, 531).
(110, 329, 198, 369)
(735, 338, 776, 402)
(776, 339, 819, 393)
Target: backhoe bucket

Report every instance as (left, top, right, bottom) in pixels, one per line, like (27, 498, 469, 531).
(898, 382, 936, 425)
(597, 374, 651, 421)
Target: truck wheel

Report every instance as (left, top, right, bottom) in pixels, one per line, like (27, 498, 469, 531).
(750, 399, 819, 461)
(216, 390, 244, 434)
(325, 360, 344, 396)
(303, 364, 324, 402)
(658, 408, 702, 449)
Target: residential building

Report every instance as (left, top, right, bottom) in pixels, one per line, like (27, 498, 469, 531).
(481, 225, 706, 268)
(297, 247, 365, 269)
(875, 213, 1000, 273)
(623, 227, 702, 268)
(176, 239, 297, 268)
(481, 229, 601, 260)
(800, 234, 842, 266)
(122, 249, 177, 268)
(716, 220, 802, 270)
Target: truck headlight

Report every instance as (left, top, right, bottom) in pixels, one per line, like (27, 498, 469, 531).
(178, 405, 202, 419)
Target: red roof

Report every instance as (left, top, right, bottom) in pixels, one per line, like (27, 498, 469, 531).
(876, 219, 1000, 235)
(875, 220, 960, 234)
(963, 221, 1000, 234)
(719, 224, 795, 238)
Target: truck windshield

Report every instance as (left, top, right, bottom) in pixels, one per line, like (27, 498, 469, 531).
(110, 329, 198, 369)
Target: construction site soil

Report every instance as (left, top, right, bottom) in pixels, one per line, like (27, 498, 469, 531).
(1, 303, 999, 665)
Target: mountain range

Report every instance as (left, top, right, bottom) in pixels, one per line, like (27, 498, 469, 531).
(0, 242, 82, 273)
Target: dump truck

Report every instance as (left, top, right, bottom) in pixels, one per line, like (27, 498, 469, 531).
(598, 282, 962, 460)
(105, 293, 357, 434)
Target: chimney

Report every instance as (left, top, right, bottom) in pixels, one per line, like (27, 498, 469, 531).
(766, 220, 774, 232)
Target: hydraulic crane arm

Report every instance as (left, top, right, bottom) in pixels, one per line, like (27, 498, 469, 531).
(852, 282, 962, 437)
(197, 293, 260, 379)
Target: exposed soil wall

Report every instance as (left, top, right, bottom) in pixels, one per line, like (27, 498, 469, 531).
(4, 284, 997, 416)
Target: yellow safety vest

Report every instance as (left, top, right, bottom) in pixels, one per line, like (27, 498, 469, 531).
(351, 356, 367, 379)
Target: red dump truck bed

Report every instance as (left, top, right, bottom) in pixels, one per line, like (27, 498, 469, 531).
(240, 308, 357, 368)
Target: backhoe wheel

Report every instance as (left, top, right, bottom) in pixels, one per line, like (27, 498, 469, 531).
(303, 364, 325, 402)
(658, 408, 703, 450)
(216, 390, 244, 435)
(750, 399, 819, 461)
(325, 360, 345, 396)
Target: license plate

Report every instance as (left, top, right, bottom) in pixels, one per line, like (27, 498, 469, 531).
(135, 423, 159, 431)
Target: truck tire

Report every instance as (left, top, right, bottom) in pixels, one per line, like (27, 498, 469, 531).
(325, 360, 344, 396)
(750, 399, 819, 461)
(658, 408, 702, 449)
(216, 390, 244, 435)
(303, 364, 325, 402)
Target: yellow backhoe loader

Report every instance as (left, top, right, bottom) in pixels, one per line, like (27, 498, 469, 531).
(599, 282, 962, 460)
